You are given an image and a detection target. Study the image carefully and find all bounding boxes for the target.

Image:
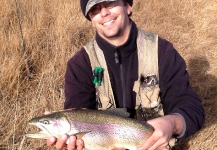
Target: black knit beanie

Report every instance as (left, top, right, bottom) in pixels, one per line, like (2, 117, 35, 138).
(80, 0, 133, 20)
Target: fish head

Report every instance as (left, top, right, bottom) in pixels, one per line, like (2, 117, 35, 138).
(25, 112, 71, 139)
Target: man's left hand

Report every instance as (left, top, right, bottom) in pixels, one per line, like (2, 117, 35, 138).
(137, 114, 184, 150)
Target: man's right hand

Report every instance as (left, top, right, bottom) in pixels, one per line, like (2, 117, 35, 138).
(46, 134, 84, 149)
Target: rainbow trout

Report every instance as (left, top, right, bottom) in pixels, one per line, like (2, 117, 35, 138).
(26, 109, 154, 150)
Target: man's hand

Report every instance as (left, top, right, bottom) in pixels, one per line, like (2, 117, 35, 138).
(137, 114, 184, 150)
(47, 134, 84, 150)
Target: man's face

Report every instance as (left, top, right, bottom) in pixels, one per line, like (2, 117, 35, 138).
(88, 0, 132, 43)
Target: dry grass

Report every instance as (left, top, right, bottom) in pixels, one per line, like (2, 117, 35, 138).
(0, 0, 216, 149)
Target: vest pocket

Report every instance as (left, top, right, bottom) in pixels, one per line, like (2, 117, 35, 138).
(137, 85, 164, 120)
(140, 85, 161, 108)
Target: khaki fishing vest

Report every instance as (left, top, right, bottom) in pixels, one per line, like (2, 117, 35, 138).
(84, 29, 176, 148)
(84, 29, 163, 115)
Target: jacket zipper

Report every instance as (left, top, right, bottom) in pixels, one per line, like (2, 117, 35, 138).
(114, 48, 126, 108)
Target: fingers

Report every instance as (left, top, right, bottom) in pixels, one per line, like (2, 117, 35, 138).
(137, 136, 158, 150)
(76, 139, 84, 150)
(67, 136, 84, 150)
(47, 135, 84, 150)
(55, 134, 68, 149)
(137, 132, 169, 150)
(147, 138, 169, 150)
(67, 136, 76, 150)
(47, 136, 57, 146)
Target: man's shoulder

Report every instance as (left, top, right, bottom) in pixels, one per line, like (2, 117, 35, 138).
(156, 35, 177, 56)
(138, 28, 158, 37)
(68, 47, 90, 65)
(137, 28, 172, 46)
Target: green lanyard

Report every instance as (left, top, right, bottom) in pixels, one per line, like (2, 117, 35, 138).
(93, 67, 103, 86)
(93, 67, 103, 108)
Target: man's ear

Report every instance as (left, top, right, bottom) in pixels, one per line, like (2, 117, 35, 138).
(91, 20, 96, 27)
(125, 3, 132, 15)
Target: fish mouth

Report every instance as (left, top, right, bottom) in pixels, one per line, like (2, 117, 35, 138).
(25, 123, 51, 139)
(25, 130, 51, 139)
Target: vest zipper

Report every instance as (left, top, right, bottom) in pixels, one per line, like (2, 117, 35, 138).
(114, 48, 126, 108)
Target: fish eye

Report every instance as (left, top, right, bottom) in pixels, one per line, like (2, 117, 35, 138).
(43, 120, 50, 125)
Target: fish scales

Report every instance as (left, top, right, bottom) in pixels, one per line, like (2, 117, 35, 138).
(64, 109, 151, 132)
(26, 109, 154, 150)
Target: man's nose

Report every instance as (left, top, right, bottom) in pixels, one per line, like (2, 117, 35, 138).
(100, 6, 111, 17)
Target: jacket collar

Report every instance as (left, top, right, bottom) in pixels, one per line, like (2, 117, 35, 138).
(95, 20, 138, 61)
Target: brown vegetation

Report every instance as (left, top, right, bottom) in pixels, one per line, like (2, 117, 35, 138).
(0, 0, 217, 149)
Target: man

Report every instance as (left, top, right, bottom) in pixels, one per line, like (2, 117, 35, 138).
(47, 0, 205, 149)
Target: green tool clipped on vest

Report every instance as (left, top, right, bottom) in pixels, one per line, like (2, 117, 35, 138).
(93, 67, 103, 86)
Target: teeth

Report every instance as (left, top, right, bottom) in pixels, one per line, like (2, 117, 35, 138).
(103, 20, 114, 26)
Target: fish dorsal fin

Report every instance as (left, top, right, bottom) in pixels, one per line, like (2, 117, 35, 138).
(105, 108, 130, 118)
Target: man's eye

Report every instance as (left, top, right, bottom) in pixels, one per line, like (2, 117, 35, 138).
(90, 6, 100, 14)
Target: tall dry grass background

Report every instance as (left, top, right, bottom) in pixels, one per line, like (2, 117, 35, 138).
(0, 0, 217, 149)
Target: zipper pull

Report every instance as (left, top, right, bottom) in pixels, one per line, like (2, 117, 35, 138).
(114, 48, 119, 64)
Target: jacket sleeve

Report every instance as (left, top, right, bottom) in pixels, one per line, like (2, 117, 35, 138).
(64, 48, 96, 109)
(158, 37, 205, 139)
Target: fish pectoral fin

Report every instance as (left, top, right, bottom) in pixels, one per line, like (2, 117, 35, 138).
(74, 132, 89, 140)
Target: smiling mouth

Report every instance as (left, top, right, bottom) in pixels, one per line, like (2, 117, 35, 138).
(103, 19, 115, 26)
